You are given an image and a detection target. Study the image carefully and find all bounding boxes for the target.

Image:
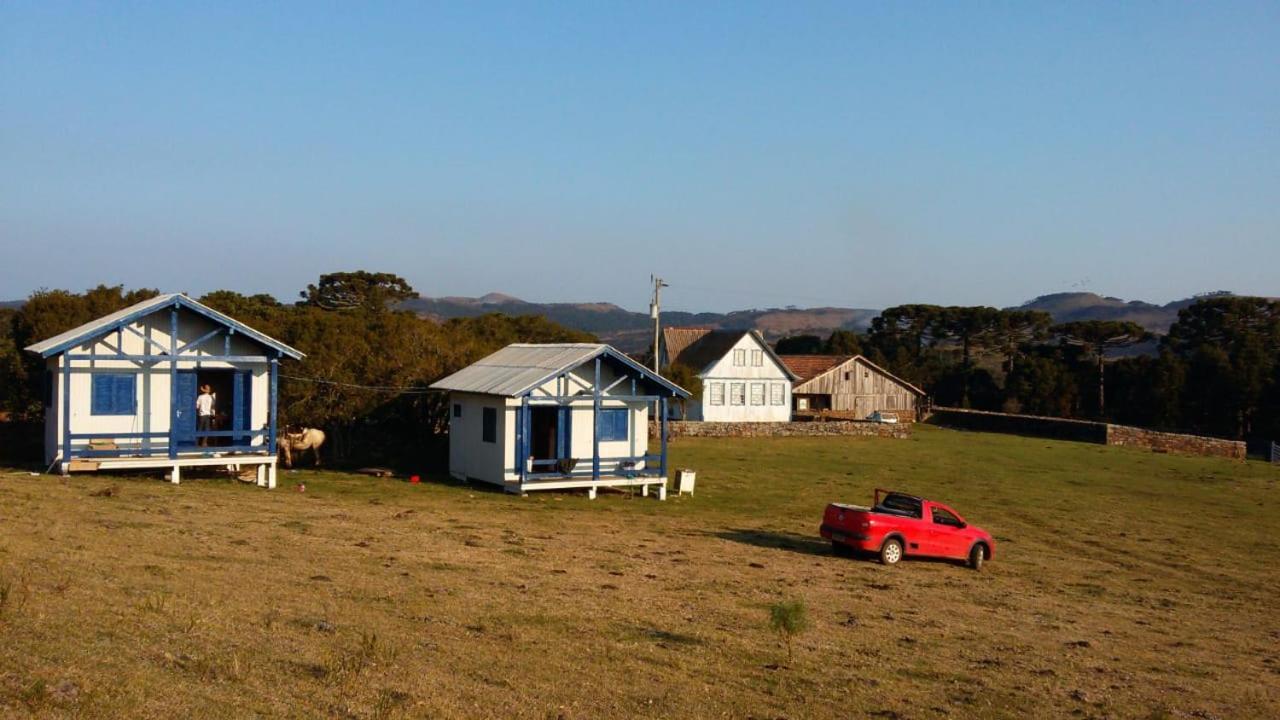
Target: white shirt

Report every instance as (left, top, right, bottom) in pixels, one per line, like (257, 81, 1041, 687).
(196, 393, 214, 417)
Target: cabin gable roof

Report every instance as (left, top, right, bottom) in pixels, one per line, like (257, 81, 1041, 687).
(430, 343, 689, 398)
(23, 293, 304, 360)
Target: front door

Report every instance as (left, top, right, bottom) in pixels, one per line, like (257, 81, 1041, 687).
(231, 370, 253, 447)
(173, 371, 198, 448)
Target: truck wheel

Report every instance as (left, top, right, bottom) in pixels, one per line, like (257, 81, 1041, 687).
(879, 538, 903, 566)
(832, 541, 853, 558)
(968, 544, 985, 571)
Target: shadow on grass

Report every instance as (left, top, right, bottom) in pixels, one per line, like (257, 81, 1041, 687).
(713, 528, 834, 557)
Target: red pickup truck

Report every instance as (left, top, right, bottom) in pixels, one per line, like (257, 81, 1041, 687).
(820, 489, 995, 570)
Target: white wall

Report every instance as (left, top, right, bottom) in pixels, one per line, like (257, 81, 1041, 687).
(45, 307, 274, 465)
(446, 391, 509, 484)
(695, 334, 792, 422)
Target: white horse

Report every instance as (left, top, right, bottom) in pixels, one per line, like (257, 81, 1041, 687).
(279, 427, 326, 468)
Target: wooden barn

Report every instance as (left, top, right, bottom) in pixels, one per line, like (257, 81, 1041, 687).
(781, 355, 926, 421)
(24, 293, 303, 486)
(430, 343, 689, 498)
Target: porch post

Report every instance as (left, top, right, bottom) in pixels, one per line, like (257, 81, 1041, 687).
(519, 395, 529, 484)
(61, 354, 71, 467)
(268, 354, 279, 455)
(660, 395, 669, 479)
(168, 304, 178, 459)
(592, 357, 601, 481)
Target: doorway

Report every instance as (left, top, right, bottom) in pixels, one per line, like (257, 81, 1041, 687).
(174, 369, 253, 449)
(528, 406, 572, 465)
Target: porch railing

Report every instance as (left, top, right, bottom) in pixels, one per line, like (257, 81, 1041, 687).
(66, 430, 269, 459)
(525, 454, 664, 481)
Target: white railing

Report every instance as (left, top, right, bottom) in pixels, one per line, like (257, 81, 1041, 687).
(1272, 441, 1280, 464)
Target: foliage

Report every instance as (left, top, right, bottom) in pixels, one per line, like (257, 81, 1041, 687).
(823, 330, 863, 356)
(774, 335, 823, 354)
(767, 599, 809, 664)
(660, 363, 703, 419)
(301, 271, 417, 311)
(0, 277, 596, 467)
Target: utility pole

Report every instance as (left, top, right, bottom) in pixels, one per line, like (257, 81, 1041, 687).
(650, 275, 668, 373)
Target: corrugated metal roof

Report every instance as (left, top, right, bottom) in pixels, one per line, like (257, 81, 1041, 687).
(430, 343, 689, 397)
(24, 293, 304, 359)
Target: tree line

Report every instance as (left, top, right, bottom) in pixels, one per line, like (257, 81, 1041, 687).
(0, 272, 594, 467)
(2, 277, 1277, 465)
(775, 297, 1280, 444)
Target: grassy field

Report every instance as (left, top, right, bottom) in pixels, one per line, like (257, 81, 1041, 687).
(1, 426, 1277, 719)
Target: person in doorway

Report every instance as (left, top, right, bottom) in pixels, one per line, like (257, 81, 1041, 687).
(196, 384, 215, 447)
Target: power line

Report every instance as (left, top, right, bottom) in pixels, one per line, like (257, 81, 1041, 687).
(279, 373, 437, 394)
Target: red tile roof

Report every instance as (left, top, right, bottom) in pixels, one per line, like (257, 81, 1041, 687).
(779, 355, 851, 383)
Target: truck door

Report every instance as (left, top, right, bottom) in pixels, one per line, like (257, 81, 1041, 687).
(926, 504, 968, 558)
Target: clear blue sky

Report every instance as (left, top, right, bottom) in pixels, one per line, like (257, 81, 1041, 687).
(2, 2, 1277, 312)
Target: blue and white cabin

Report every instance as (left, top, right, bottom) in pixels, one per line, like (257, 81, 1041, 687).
(430, 343, 689, 499)
(23, 293, 303, 486)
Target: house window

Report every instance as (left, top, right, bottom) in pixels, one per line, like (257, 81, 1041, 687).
(749, 383, 765, 406)
(729, 383, 745, 406)
(91, 373, 136, 415)
(708, 383, 724, 406)
(733, 349, 746, 366)
(797, 397, 809, 411)
(844, 371, 851, 381)
(751, 349, 763, 367)
(770, 383, 785, 406)
(482, 407, 497, 443)
(599, 408, 628, 441)
(453, 403, 462, 418)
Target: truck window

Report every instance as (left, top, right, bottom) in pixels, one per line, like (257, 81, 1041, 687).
(932, 507, 963, 528)
(878, 493, 922, 519)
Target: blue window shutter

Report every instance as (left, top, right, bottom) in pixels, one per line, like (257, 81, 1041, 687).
(600, 408, 628, 441)
(482, 407, 497, 443)
(91, 374, 136, 415)
(92, 375, 112, 414)
(115, 375, 135, 414)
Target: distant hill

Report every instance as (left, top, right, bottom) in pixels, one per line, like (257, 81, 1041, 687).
(1010, 291, 1235, 333)
(0, 300, 24, 310)
(399, 294, 879, 352)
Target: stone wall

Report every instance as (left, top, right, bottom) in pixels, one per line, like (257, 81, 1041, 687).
(653, 420, 910, 440)
(1104, 425, 1245, 461)
(929, 407, 1107, 443)
(929, 406, 1245, 461)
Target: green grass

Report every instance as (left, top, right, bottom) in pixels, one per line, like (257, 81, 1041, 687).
(0, 425, 1277, 718)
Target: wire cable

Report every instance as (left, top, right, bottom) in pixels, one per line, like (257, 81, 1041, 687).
(278, 373, 438, 394)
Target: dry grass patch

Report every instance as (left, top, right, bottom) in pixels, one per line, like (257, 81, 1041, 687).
(0, 428, 1277, 718)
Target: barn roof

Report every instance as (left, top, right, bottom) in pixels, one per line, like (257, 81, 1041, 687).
(24, 293, 304, 360)
(663, 327, 799, 380)
(430, 343, 689, 398)
(785, 354, 927, 396)
(779, 355, 850, 383)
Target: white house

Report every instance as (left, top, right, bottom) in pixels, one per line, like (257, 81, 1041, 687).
(429, 343, 689, 499)
(660, 328, 798, 422)
(24, 293, 303, 486)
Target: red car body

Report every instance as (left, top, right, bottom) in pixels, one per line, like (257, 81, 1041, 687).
(820, 489, 995, 569)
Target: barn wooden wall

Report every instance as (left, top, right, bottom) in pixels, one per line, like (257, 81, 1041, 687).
(792, 358, 918, 419)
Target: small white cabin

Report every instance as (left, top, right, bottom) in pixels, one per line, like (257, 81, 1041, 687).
(660, 328, 798, 422)
(24, 293, 303, 486)
(430, 343, 689, 499)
